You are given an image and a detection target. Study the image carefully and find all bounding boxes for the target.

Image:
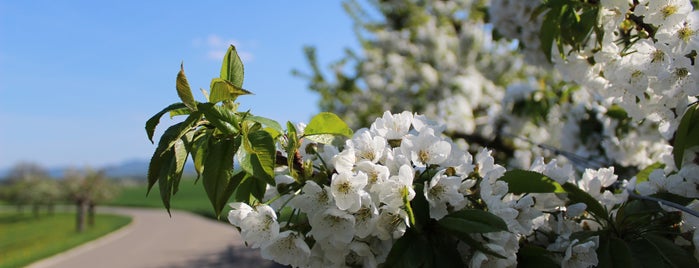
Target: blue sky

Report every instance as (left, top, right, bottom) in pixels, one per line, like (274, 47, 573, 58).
(0, 1, 359, 170)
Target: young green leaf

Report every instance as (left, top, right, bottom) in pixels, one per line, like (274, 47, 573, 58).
(209, 78, 252, 104)
(437, 209, 509, 234)
(202, 136, 241, 218)
(634, 162, 665, 184)
(220, 45, 245, 88)
(145, 103, 188, 143)
(673, 103, 699, 168)
(176, 63, 197, 111)
(498, 170, 564, 194)
(197, 102, 240, 135)
(246, 115, 284, 135)
(303, 112, 353, 139)
(236, 130, 276, 185)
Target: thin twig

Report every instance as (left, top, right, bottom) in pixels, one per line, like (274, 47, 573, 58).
(627, 190, 699, 218)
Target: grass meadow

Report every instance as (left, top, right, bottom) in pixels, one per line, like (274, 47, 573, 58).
(109, 177, 226, 220)
(0, 212, 131, 268)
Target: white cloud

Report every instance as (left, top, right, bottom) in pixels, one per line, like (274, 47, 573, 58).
(194, 34, 254, 62)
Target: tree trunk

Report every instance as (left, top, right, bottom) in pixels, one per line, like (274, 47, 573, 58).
(75, 200, 86, 232)
(88, 202, 95, 226)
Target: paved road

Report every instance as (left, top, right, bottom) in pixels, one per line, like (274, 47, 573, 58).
(28, 207, 283, 268)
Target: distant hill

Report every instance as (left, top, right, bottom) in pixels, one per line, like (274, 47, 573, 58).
(0, 159, 196, 180)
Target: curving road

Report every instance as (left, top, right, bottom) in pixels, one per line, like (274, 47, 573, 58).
(27, 207, 282, 268)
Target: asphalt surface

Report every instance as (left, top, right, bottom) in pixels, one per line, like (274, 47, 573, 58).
(27, 207, 283, 268)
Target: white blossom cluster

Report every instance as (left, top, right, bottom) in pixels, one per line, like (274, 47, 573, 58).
(223, 111, 670, 268)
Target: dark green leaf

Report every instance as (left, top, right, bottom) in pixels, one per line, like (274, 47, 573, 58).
(145, 103, 187, 143)
(430, 234, 464, 268)
(673, 101, 699, 168)
(438, 209, 509, 234)
(452, 232, 507, 259)
(189, 130, 210, 182)
(202, 136, 241, 218)
(220, 45, 245, 88)
(176, 63, 197, 111)
(517, 244, 559, 268)
(606, 104, 629, 120)
(235, 172, 267, 203)
(644, 234, 699, 268)
(303, 112, 353, 139)
(147, 120, 196, 195)
(562, 182, 608, 221)
(597, 234, 633, 268)
(499, 170, 564, 194)
(628, 238, 667, 268)
(381, 230, 429, 268)
(209, 78, 252, 104)
(411, 183, 430, 232)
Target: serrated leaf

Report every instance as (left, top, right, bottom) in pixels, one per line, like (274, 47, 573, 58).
(236, 130, 275, 185)
(499, 170, 564, 194)
(189, 130, 210, 182)
(149, 135, 188, 216)
(145, 103, 187, 143)
(147, 121, 193, 194)
(235, 172, 267, 203)
(303, 112, 353, 139)
(563, 182, 608, 221)
(198, 102, 239, 135)
(168, 107, 192, 118)
(438, 209, 509, 234)
(673, 103, 699, 168)
(176, 63, 197, 111)
(220, 45, 245, 88)
(246, 115, 283, 135)
(635, 162, 665, 184)
(209, 78, 252, 104)
(202, 136, 241, 218)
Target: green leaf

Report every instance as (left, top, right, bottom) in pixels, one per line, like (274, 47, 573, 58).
(148, 133, 189, 216)
(644, 234, 699, 268)
(517, 245, 559, 268)
(237, 129, 275, 184)
(145, 103, 187, 143)
(635, 162, 665, 184)
(673, 103, 699, 168)
(202, 136, 241, 218)
(628, 238, 667, 268)
(168, 107, 192, 118)
(438, 209, 509, 234)
(234, 172, 267, 203)
(220, 45, 245, 88)
(246, 115, 283, 136)
(562, 182, 608, 221)
(303, 112, 353, 139)
(209, 78, 252, 104)
(189, 130, 210, 181)
(597, 234, 633, 268)
(498, 170, 564, 194)
(147, 120, 195, 195)
(430, 234, 464, 268)
(382, 230, 429, 268)
(197, 102, 239, 135)
(176, 63, 197, 111)
(411, 183, 430, 232)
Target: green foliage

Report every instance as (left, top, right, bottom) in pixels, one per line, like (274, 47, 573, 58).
(673, 102, 699, 168)
(0, 212, 130, 268)
(562, 182, 608, 221)
(498, 170, 565, 194)
(437, 209, 509, 234)
(537, 0, 601, 61)
(145, 46, 354, 218)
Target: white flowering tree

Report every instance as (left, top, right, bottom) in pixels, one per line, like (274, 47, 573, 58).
(146, 1, 699, 267)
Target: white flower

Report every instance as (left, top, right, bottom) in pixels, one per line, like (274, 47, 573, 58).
(370, 111, 413, 140)
(373, 206, 409, 240)
(228, 202, 254, 227)
(346, 241, 378, 268)
(331, 171, 368, 212)
(355, 160, 390, 199)
(347, 128, 386, 163)
(239, 204, 280, 248)
(636, 0, 693, 27)
(475, 148, 506, 181)
(566, 203, 587, 218)
(290, 181, 334, 215)
(424, 170, 465, 219)
(353, 193, 379, 238)
(260, 231, 311, 267)
(333, 147, 357, 174)
(376, 164, 415, 209)
(562, 237, 600, 268)
(400, 128, 451, 167)
(309, 208, 356, 246)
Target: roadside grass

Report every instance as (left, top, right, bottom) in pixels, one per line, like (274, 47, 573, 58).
(108, 177, 225, 220)
(0, 212, 131, 268)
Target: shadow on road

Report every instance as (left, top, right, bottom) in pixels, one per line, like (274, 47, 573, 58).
(161, 245, 286, 268)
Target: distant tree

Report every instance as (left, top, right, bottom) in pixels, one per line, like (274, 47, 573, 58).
(61, 168, 119, 232)
(1, 162, 58, 217)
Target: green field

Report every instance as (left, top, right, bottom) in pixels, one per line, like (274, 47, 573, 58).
(0, 212, 131, 268)
(109, 178, 226, 220)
